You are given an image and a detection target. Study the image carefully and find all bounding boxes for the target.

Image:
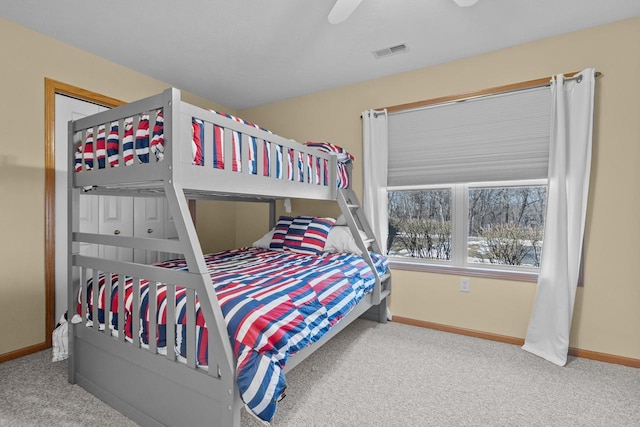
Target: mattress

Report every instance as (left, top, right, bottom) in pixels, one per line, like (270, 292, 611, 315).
(78, 247, 388, 422)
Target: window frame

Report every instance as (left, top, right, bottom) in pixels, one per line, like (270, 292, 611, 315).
(381, 75, 578, 283)
(387, 178, 548, 282)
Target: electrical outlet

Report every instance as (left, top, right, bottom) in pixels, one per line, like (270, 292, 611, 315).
(460, 277, 470, 293)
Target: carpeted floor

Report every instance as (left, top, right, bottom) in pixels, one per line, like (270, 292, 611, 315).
(1, 319, 639, 426)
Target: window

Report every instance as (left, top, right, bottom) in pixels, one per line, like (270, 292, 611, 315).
(386, 85, 551, 279)
(388, 188, 452, 261)
(467, 184, 546, 269)
(388, 182, 546, 273)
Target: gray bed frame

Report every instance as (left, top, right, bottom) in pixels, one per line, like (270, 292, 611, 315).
(67, 88, 391, 426)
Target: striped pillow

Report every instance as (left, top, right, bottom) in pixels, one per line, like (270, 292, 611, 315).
(269, 216, 335, 255)
(269, 216, 294, 251)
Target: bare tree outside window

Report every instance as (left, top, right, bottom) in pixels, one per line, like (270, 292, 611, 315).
(468, 186, 546, 267)
(388, 189, 452, 260)
(388, 185, 546, 269)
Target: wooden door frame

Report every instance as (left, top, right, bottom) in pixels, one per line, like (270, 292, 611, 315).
(43, 79, 124, 349)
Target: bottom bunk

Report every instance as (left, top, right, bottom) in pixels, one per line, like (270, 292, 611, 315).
(71, 245, 390, 426)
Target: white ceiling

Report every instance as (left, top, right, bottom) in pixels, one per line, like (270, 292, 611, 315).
(1, 0, 639, 110)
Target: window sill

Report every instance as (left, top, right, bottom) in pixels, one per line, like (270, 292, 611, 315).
(388, 259, 538, 283)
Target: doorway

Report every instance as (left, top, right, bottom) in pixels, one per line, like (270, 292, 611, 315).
(44, 79, 123, 346)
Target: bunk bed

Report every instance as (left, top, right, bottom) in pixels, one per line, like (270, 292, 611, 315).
(67, 88, 391, 426)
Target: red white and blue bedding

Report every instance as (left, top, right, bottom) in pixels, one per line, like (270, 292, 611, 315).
(191, 116, 354, 189)
(75, 111, 164, 171)
(78, 247, 388, 423)
(73, 108, 353, 189)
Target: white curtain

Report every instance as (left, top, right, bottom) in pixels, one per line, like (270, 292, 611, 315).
(362, 109, 389, 254)
(522, 68, 596, 366)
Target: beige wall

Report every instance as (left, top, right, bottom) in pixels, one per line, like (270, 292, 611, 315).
(0, 17, 236, 356)
(240, 17, 640, 360)
(2, 15, 638, 361)
(195, 200, 271, 254)
(196, 201, 238, 254)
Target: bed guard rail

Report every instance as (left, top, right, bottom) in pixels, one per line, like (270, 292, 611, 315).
(69, 88, 338, 201)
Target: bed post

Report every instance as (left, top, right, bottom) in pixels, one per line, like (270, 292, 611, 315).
(162, 88, 239, 423)
(67, 119, 78, 384)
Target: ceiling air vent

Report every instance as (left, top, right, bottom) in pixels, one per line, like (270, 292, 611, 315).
(372, 43, 408, 59)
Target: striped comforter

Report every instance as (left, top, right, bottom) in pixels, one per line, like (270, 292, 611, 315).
(192, 115, 353, 189)
(78, 247, 388, 423)
(74, 108, 353, 189)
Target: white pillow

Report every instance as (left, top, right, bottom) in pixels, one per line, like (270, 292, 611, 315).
(253, 228, 275, 249)
(324, 226, 369, 255)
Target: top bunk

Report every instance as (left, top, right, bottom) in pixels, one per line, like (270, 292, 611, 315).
(69, 88, 341, 201)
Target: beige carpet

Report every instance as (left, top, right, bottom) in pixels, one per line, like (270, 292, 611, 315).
(1, 319, 638, 426)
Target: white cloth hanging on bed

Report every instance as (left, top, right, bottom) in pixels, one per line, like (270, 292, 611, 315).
(52, 314, 69, 362)
(52, 313, 82, 362)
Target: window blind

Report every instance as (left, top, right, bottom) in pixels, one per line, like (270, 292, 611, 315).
(387, 86, 551, 187)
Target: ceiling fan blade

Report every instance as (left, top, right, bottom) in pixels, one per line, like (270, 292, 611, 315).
(328, 0, 363, 24)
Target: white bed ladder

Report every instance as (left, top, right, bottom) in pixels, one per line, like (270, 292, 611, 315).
(337, 188, 391, 322)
